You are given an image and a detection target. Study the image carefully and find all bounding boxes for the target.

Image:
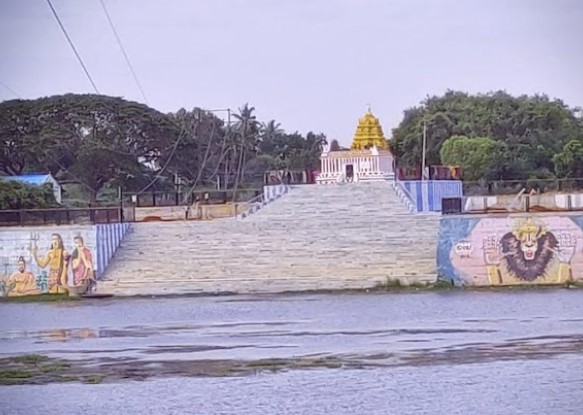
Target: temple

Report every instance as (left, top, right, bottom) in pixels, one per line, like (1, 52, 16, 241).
(317, 109, 394, 184)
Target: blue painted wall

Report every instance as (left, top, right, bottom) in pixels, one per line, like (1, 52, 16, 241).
(95, 223, 130, 279)
(399, 180, 463, 212)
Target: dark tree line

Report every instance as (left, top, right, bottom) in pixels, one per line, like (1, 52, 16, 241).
(0, 94, 327, 203)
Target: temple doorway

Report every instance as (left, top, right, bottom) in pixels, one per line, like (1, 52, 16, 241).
(345, 164, 354, 180)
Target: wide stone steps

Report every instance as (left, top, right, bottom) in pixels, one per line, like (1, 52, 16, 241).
(99, 182, 440, 295)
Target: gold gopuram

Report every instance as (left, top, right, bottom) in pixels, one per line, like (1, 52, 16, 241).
(317, 108, 394, 184)
(351, 109, 389, 150)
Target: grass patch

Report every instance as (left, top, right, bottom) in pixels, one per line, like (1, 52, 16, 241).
(0, 293, 80, 303)
(12, 354, 49, 364)
(246, 359, 286, 369)
(41, 363, 71, 373)
(0, 369, 34, 379)
(82, 375, 104, 384)
(380, 278, 456, 291)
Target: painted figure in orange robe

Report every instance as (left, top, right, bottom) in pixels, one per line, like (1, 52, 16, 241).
(3, 257, 40, 296)
(32, 233, 68, 294)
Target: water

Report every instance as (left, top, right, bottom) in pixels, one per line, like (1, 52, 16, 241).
(1, 290, 582, 414)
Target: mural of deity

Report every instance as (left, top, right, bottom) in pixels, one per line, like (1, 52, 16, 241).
(1, 257, 40, 297)
(70, 236, 95, 289)
(442, 215, 583, 286)
(31, 233, 69, 294)
(483, 218, 574, 285)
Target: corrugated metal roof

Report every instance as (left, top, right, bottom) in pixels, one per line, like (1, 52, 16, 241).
(1, 174, 53, 186)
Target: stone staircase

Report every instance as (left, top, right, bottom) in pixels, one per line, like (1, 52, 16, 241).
(98, 183, 440, 296)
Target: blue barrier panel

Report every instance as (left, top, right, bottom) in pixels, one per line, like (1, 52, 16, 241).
(399, 180, 463, 212)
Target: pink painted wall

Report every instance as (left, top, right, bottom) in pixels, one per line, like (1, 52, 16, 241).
(441, 215, 583, 286)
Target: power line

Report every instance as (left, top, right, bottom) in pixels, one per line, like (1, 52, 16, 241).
(133, 123, 187, 195)
(98, 0, 149, 105)
(46, 0, 100, 94)
(0, 80, 21, 98)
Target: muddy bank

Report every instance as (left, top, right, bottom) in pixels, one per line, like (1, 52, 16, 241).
(3, 333, 583, 385)
(2, 280, 582, 303)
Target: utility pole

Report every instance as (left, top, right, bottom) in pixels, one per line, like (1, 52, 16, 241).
(421, 118, 427, 181)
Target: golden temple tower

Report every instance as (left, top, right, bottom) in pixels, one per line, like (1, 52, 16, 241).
(351, 108, 389, 150)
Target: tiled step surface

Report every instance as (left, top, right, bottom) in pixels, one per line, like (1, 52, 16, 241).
(99, 183, 440, 295)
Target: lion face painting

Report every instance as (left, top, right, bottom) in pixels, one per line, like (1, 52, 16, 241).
(499, 218, 559, 282)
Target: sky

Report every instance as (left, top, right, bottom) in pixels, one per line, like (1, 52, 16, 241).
(0, 0, 582, 146)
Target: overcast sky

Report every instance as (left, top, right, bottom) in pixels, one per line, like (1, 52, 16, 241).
(1, 0, 582, 145)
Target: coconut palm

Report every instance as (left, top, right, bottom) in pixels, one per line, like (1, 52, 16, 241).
(230, 104, 260, 198)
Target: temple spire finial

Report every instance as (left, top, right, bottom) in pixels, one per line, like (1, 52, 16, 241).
(367, 103, 371, 113)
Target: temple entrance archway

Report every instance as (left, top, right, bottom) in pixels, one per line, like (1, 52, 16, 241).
(345, 164, 354, 180)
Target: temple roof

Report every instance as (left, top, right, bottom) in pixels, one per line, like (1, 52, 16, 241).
(322, 148, 392, 158)
(351, 109, 389, 150)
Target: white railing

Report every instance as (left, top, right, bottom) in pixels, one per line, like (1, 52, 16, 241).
(392, 181, 416, 213)
(317, 171, 394, 184)
(237, 184, 291, 220)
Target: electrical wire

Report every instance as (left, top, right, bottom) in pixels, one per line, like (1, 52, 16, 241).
(179, 118, 221, 205)
(0, 80, 21, 98)
(132, 123, 187, 195)
(98, 0, 148, 104)
(46, 0, 99, 94)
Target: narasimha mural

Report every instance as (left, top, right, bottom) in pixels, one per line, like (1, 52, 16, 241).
(0, 229, 96, 297)
(437, 215, 583, 286)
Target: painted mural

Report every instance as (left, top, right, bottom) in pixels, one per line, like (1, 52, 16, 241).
(438, 215, 583, 286)
(0, 228, 97, 297)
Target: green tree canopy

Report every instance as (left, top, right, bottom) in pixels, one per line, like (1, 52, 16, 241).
(0, 180, 58, 209)
(553, 140, 583, 179)
(0, 94, 328, 204)
(391, 90, 583, 180)
(0, 94, 181, 201)
(440, 136, 504, 181)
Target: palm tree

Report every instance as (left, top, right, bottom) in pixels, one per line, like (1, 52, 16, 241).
(231, 104, 260, 199)
(259, 120, 284, 151)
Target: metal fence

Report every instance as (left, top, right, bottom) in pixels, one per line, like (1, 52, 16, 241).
(463, 178, 583, 196)
(124, 189, 263, 208)
(443, 193, 583, 215)
(0, 207, 123, 227)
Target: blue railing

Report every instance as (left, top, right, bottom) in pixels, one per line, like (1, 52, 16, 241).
(396, 180, 463, 212)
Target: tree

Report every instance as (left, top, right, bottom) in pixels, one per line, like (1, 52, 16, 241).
(169, 108, 226, 186)
(1, 94, 330, 203)
(231, 104, 260, 193)
(391, 91, 583, 180)
(440, 136, 504, 181)
(0, 94, 181, 201)
(553, 140, 583, 178)
(330, 139, 341, 151)
(0, 180, 58, 209)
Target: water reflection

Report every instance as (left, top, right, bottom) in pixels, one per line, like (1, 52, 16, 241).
(0, 291, 582, 413)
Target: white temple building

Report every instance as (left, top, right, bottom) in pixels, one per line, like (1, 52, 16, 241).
(316, 110, 395, 184)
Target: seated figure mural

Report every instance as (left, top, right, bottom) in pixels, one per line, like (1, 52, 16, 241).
(0, 231, 99, 297)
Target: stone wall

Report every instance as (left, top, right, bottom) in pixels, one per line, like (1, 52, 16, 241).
(0, 223, 129, 297)
(438, 213, 583, 286)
